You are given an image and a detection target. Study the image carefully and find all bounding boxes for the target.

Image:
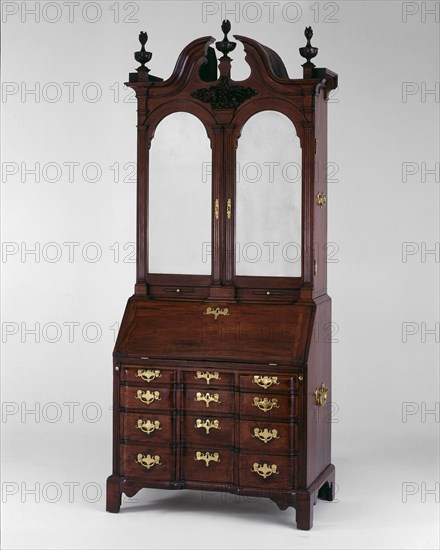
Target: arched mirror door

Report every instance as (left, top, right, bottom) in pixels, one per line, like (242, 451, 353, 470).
(235, 110, 302, 278)
(148, 112, 212, 275)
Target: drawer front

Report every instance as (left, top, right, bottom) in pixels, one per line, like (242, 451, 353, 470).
(182, 415, 234, 447)
(182, 447, 233, 484)
(148, 285, 209, 300)
(120, 386, 174, 411)
(182, 369, 234, 388)
(121, 412, 174, 444)
(239, 421, 297, 453)
(183, 388, 233, 414)
(239, 373, 297, 393)
(120, 444, 175, 481)
(121, 366, 175, 385)
(239, 453, 297, 490)
(239, 392, 296, 419)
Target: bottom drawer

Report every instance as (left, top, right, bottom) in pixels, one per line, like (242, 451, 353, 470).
(239, 452, 297, 490)
(120, 444, 175, 481)
(182, 447, 233, 484)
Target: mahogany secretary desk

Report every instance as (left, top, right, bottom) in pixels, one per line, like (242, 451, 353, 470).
(106, 22, 338, 530)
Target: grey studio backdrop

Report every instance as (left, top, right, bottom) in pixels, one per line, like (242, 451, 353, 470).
(1, 1, 439, 549)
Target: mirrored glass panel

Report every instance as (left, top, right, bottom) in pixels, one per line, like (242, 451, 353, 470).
(235, 110, 302, 277)
(149, 112, 211, 275)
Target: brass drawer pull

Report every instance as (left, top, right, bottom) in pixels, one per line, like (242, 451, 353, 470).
(135, 389, 161, 405)
(252, 427, 280, 444)
(135, 453, 161, 469)
(195, 392, 221, 408)
(314, 383, 328, 407)
(195, 371, 221, 385)
(251, 462, 279, 479)
(252, 375, 279, 389)
(136, 419, 161, 435)
(252, 397, 279, 413)
(135, 369, 161, 383)
(204, 306, 229, 320)
(226, 198, 232, 220)
(195, 451, 220, 467)
(195, 418, 221, 434)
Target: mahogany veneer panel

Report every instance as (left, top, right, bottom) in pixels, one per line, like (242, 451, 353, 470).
(115, 300, 313, 363)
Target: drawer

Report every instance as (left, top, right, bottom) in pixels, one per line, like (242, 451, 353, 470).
(183, 388, 233, 414)
(121, 366, 175, 385)
(239, 452, 297, 490)
(240, 373, 297, 393)
(182, 447, 233, 484)
(120, 412, 174, 443)
(239, 392, 296, 419)
(120, 444, 175, 481)
(235, 288, 300, 302)
(148, 285, 209, 300)
(120, 385, 174, 411)
(182, 414, 234, 447)
(239, 421, 297, 453)
(182, 369, 234, 388)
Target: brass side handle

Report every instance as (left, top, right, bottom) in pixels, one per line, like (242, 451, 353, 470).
(252, 397, 279, 413)
(314, 383, 328, 407)
(195, 370, 221, 384)
(204, 306, 229, 320)
(252, 375, 279, 389)
(252, 427, 280, 444)
(195, 451, 220, 467)
(135, 369, 161, 383)
(135, 389, 161, 405)
(316, 191, 327, 207)
(195, 418, 221, 434)
(195, 392, 221, 408)
(135, 453, 161, 469)
(251, 462, 279, 479)
(136, 419, 161, 435)
(214, 198, 219, 220)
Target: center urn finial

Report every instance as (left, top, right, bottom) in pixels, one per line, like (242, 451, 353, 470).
(215, 20, 236, 58)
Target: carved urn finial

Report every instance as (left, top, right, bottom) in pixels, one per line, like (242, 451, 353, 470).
(216, 19, 236, 58)
(299, 26, 318, 77)
(135, 31, 153, 74)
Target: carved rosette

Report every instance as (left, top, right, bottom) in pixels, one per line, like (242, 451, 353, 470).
(191, 76, 257, 109)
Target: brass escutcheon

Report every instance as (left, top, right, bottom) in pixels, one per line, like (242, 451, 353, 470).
(135, 369, 161, 383)
(135, 453, 161, 469)
(251, 462, 279, 479)
(135, 389, 161, 405)
(136, 419, 161, 435)
(204, 307, 229, 321)
(195, 392, 221, 408)
(252, 397, 279, 413)
(195, 371, 221, 384)
(252, 427, 280, 444)
(195, 419, 221, 434)
(195, 451, 220, 467)
(252, 375, 279, 389)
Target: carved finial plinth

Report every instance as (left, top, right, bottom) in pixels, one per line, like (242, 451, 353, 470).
(299, 26, 318, 78)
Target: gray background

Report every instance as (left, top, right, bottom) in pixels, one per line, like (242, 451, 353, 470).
(1, 1, 439, 548)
